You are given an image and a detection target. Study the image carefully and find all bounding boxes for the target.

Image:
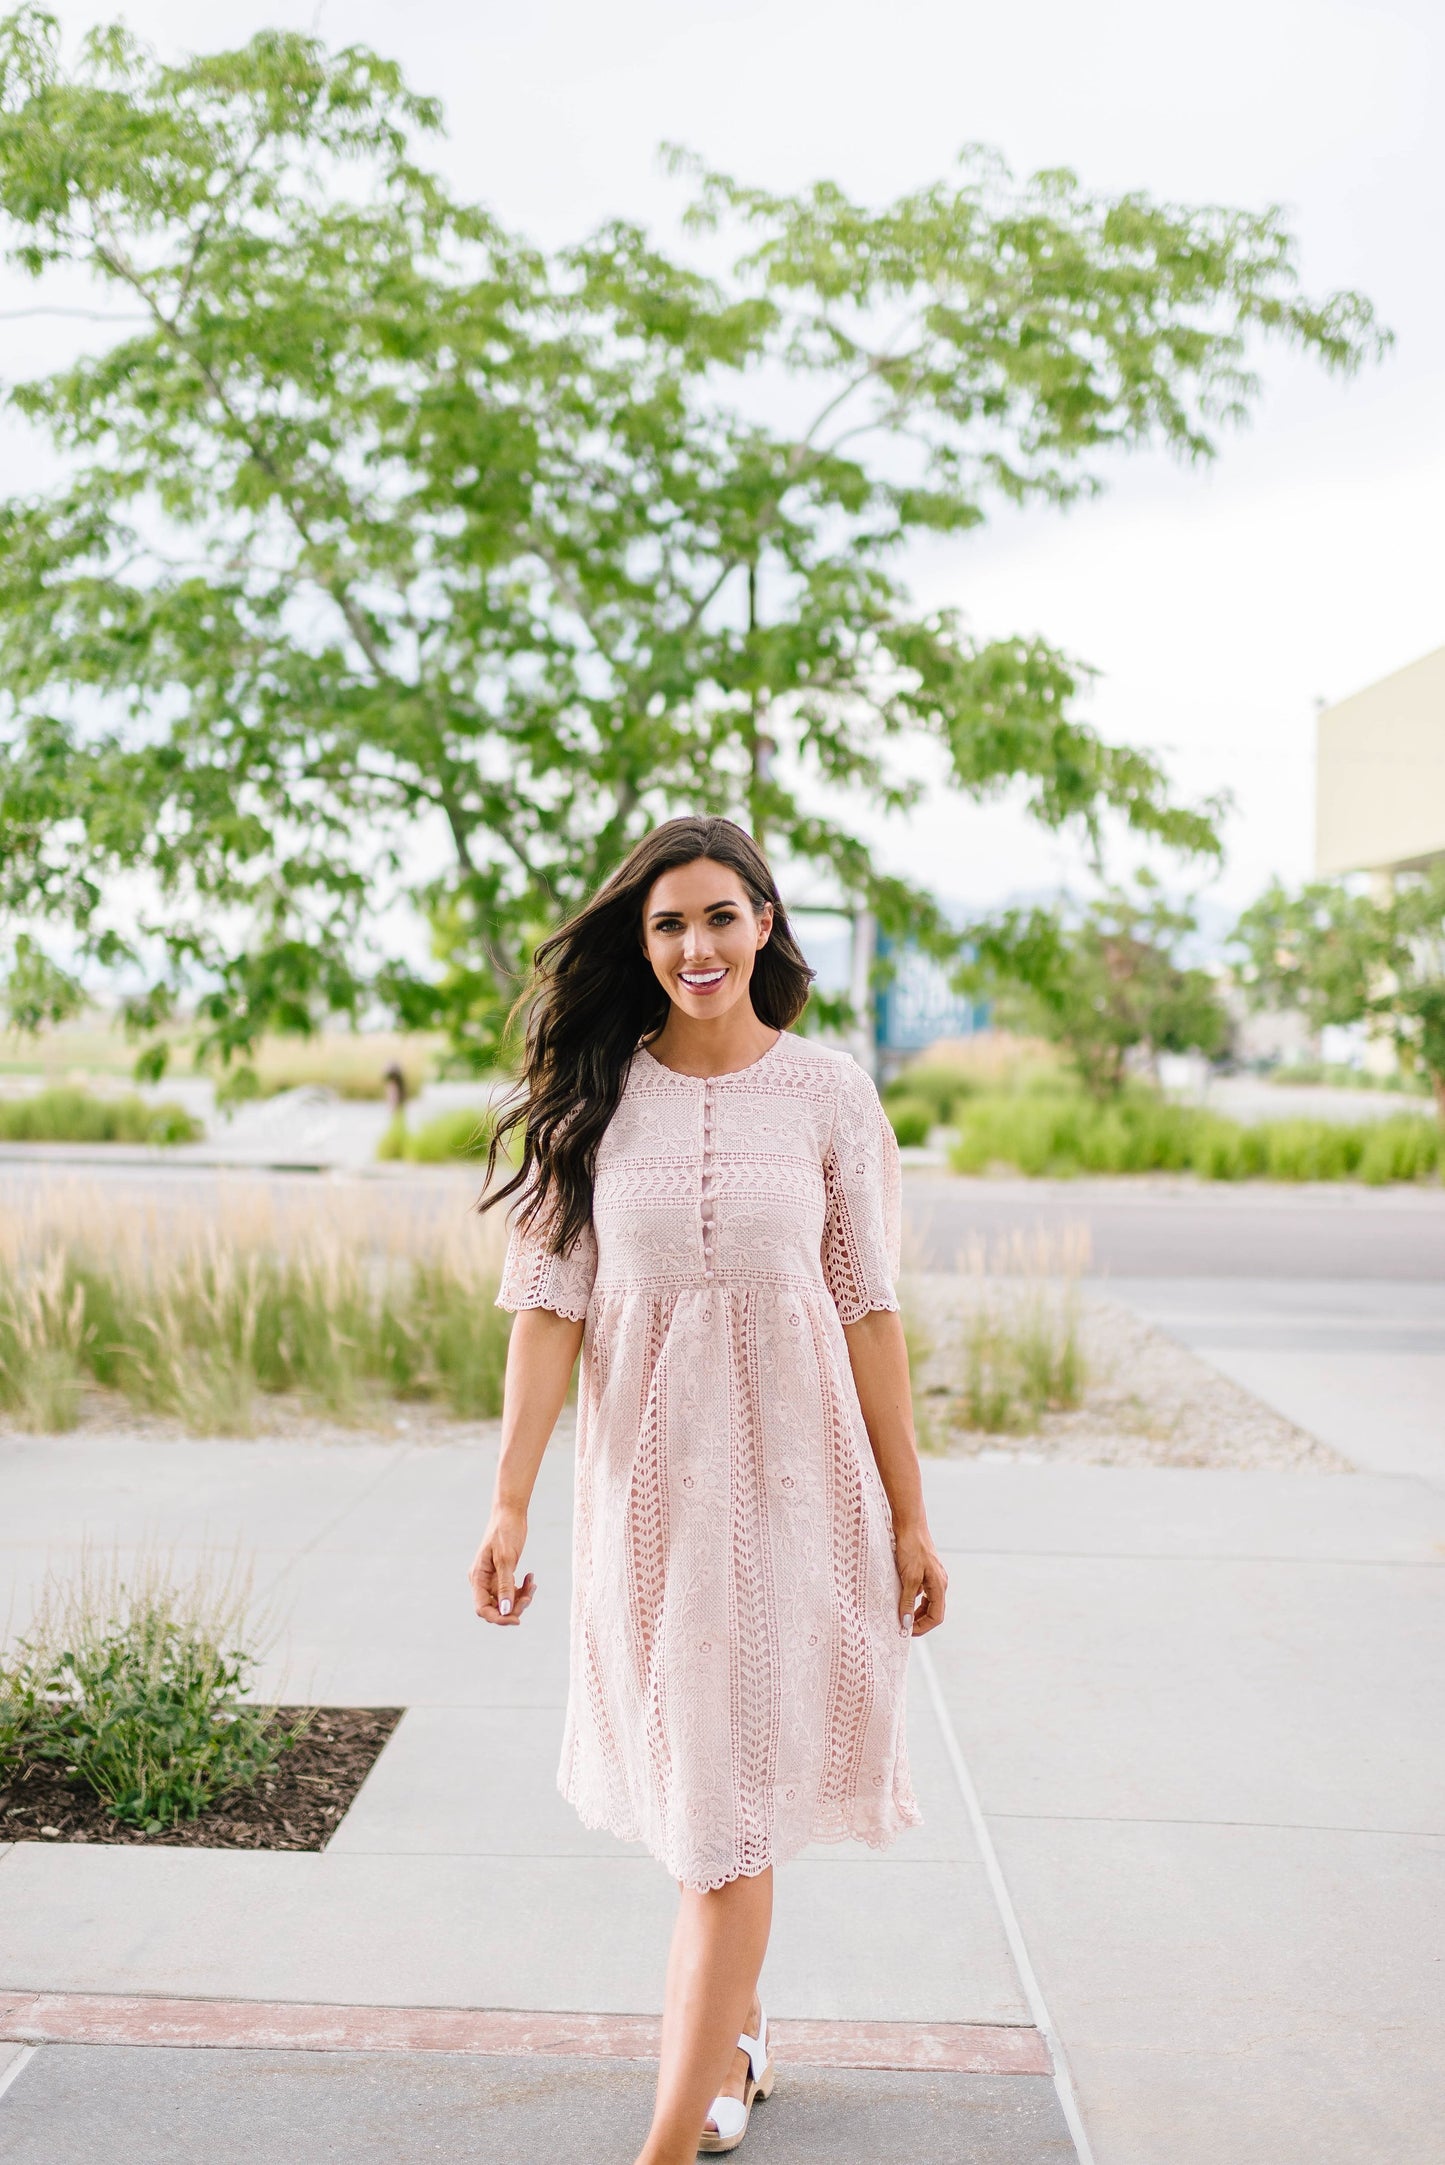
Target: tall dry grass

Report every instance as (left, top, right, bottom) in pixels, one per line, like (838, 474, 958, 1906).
(0, 1180, 511, 1435)
(956, 1227, 1089, 1433)
(901, 1223, 1091, 1441)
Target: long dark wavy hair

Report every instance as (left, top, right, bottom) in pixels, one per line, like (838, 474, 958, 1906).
(482, 818, 815, 1256)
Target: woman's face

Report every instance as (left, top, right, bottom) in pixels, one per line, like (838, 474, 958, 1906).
(642, 857, 774, 1023)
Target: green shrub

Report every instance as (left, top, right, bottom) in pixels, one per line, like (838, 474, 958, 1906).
(948, 1086, 1440, 1183)
(885, 1095, 934, 1147)
(376, 1106, 496, 1163)
(1259, 1119, 1360, 1181)
(0, 1087, 200, 1146)
(884, 1064, 979, 1126)
(0, 1555, 304, 1831)
(949, 1089, 1197, 1177)
(1356, 1117, 1440, 1184)
(1185, 1116, 1260, 1180)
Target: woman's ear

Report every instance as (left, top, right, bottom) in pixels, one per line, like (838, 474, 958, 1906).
(757, 902, 774, 948)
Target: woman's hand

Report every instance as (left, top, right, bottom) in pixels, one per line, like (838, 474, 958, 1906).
(894, 1521, 947, 1637)
(470, 1506, 535, 1627)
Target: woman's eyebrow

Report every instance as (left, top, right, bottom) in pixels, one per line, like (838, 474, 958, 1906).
(648, 897, 744, 921)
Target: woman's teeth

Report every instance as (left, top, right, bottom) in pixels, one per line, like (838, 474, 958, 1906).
(680, 969, 726, 989)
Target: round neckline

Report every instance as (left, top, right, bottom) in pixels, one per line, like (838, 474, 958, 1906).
(637, 1028, 786, 1084)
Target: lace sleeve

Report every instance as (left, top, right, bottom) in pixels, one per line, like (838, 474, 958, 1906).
(821, 1057, 901, 1325)
(496, 1190, 597, 1323)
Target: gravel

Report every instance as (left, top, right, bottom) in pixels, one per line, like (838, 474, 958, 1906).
(902, 1271, 1349, 1472)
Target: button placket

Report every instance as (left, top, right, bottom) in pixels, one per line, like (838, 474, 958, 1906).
(701, 1080, 716, 1280)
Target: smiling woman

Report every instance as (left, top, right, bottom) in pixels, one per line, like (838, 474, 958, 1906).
(470, 816, 947, 2163)
(643, 860, 776, 1039)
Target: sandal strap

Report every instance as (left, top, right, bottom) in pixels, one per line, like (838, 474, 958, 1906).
(736, 2009, 768, 2085)
(707, 2094, 749, 2140)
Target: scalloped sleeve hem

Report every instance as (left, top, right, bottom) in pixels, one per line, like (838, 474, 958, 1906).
(496, 1204, 597, 1322)
(833, 1290, 903, 1327)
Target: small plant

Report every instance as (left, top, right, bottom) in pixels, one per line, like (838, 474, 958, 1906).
(957, 1284, 1086, 1433)
(885, 1094, 934, 1147)
(899, 1227, 1090, 1444)
(375, 1106, 497, 1163)
(961, 1309, 1027, 1431)
(898, 1285, 944, 1451)
(0, 1087, 199, 1146)
(0, 1553, 304, 1831)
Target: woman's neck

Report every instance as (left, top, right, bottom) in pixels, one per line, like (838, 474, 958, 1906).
(645, 1001, 780, 1079)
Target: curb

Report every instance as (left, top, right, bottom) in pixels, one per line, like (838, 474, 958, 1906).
(0, 1990, 1051, 2076)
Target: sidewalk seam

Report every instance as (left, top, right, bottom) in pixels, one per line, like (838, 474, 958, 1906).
(984, 1811, 1444, 1837)
(917, 1640, 1097, 2165)
(0, 2044, 37, 2100)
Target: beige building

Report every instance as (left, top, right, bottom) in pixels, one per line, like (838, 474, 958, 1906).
(1315, 645, 1445, 877)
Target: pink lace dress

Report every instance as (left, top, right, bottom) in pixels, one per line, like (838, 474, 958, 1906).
(497, 1030, 920, 1890)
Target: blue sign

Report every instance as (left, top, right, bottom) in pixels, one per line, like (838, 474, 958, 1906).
(874, 935, 987, 1053)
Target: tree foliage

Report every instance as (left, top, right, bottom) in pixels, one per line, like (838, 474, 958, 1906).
(1234, 871, 1445, 1119)
(967, 879, 1230, 1097)
(0, 9, 1387, 1072)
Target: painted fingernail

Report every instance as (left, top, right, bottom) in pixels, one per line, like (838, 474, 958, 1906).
(499, 1598, 512, 1616)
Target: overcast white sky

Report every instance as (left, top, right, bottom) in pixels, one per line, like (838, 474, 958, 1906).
(6, 0, 1443, 923)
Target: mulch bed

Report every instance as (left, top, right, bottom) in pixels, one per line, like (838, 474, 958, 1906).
(0, 1706, 403, 1851)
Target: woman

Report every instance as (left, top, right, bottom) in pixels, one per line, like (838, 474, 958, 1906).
(470, 816, 947, 2163)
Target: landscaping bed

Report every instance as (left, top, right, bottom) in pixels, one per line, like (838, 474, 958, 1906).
(903, 1271, 1348, 1471)
(0, 1705, 402, 1850)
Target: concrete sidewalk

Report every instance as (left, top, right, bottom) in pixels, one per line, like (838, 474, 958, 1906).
(2, 1392, 1442, 2159)
(1108, 1275, 1445, 1487)
(0, 2041, 1073, 2164)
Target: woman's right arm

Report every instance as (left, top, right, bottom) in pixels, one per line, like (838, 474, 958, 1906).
(469, 1306, 584, 1628)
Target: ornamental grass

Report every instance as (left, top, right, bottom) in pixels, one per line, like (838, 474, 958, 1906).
(0, 1181, 510, 1434)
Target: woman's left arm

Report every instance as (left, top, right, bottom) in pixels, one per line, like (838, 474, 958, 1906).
(844, 1308, 948, 1636)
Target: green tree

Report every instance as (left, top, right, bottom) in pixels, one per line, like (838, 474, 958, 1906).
(967, 879, 1230, 1097)
(0, 11, 1387, 1074)
(1233, 871, 1445, 1120)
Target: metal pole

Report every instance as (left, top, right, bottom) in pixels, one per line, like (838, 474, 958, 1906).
(850, 909, 877, 1079)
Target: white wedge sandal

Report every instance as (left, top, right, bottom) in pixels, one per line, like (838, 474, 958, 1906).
(697, 2007, 773, 2155)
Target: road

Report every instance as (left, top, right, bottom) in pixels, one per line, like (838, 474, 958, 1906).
(3, 1157, 1445, 1279)
(901, 1172, 1445, 1281)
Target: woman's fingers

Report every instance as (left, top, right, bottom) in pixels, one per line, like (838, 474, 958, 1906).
(910, 1558, 949, 1637)
(896, 1540, 948, 1637)
(470, 1538, 498, 1617)
(470, 1539, 535, 1627)
(898, 1565, 923, 1629)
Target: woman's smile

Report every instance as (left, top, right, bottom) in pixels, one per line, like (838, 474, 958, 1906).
(642, 857, 778, 1040)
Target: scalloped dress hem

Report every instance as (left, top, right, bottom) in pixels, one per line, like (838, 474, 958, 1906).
(560, 1773, 924, 1892)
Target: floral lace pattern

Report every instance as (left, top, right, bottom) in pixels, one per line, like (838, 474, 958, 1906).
(497, 1031, 919, 1889)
